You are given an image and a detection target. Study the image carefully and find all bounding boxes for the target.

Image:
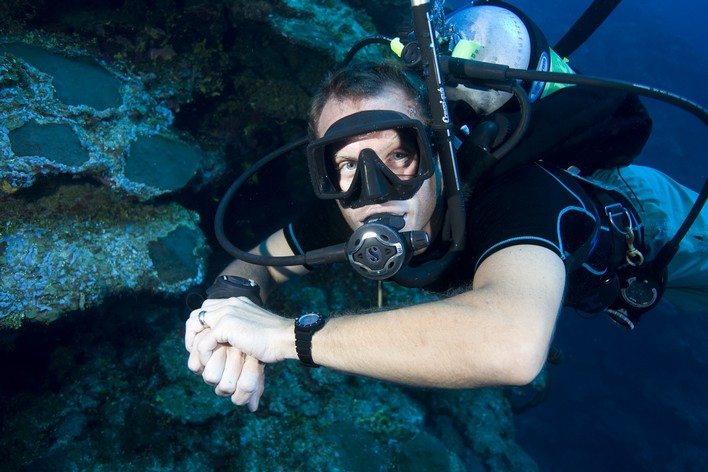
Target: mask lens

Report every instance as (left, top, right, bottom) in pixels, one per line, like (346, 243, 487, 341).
(329, 128, 421, 193)
(307, 110, 434, 207)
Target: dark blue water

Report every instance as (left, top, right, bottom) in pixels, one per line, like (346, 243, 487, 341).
(510, 0, 708, 191)
(485, 1, 708, 470)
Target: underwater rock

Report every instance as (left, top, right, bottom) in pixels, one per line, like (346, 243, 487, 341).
(123, 134, 205, 194)
(9, 121, 90, 167)
(247, 264, 537, 470)
(1, 42, 122, 110)
(0, 40, 209, 200)
(0, 183, 209, 329)
(0, 296, 531, 471)
(428, 387, 540, 471)
(262, 0, 378, 62)
(0, 3, 540, 470)
(154, 331, 458, 470)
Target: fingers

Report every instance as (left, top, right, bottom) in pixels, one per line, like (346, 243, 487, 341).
(204, 348, 266, 412)
(246, 363, 266, 412)
(213, 350, 265, 411)
(185, 298, 249, 352)
(183, 297, 268, 412)
(186, 315, 224, 370)
(231, 356, 266, 412)
(187, 338, 207, 373)
(186, 307, 233, 375)
(185, 308, 210, 352)
(186, 315, 216, 373)
(202, 345, 227, 386)
(197, 331, 221, 367)
(214, 347, 245, 396)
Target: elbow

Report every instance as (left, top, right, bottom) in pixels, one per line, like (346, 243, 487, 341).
(455, 338, 549, 388)
(503, 340, 549, 386)
(494, 309, 559, 387)
(505, 362, 544, 387)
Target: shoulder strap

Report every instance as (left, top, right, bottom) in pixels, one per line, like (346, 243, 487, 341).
(554, 0, 622, 58)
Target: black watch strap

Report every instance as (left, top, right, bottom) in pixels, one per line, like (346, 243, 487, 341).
(294, 313, 325, 368)
(295, 333, 318, 368)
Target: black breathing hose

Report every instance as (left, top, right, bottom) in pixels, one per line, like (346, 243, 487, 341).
(491, 83, 531, 160)
(214, 136, 347, 267)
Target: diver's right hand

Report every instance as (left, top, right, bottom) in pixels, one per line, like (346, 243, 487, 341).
(201, 345, 265, 412)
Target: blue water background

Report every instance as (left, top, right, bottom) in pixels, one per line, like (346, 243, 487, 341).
(450, 1, 708, 470)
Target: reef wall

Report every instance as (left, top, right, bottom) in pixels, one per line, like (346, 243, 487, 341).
(0, 37, 211, 328)
(0, 0, 400, 328)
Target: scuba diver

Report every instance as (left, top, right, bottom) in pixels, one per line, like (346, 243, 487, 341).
(185, 1, 707, 411)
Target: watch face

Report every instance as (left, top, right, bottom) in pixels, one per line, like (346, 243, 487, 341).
(297, 313, 321, 328)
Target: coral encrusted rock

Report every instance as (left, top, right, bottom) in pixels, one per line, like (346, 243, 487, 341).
(0, 41, 208, 200)
(0, 183, 209, 328)
(0, 37, 213, 329)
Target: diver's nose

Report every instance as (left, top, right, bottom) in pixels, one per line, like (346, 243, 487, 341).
(358, 148, 391, 204)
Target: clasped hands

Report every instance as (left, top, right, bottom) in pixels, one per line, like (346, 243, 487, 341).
(184, 297, 293, 412)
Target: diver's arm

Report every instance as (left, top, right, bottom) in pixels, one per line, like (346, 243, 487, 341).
(191, 244, 564, 389)
(189, 229, 306, 412)
(218, 229, 308, 301)
(309, 244, 564, 387)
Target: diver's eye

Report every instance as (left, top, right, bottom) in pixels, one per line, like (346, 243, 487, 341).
(337, 160, 358, 174)
(385, 150, 418, 178)
(391, 151, 409, 162)
(334, 159, 357, 192)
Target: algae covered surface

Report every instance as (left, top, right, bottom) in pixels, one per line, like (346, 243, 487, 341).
(0, 182, 208, 327)
(0, 265, 539, 471)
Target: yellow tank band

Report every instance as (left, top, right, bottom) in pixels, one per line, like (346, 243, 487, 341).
(451, 39, 483, 59)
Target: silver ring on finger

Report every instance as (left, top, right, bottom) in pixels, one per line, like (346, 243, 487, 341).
(198, 310, 209, 328)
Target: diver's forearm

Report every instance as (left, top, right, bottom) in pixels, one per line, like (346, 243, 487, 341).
(308, 291, 555, 388)
(217, 229, 306, 301)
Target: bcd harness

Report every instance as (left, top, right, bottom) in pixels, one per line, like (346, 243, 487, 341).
(569, 178, 659, 329)
(445, 1, 668, 328)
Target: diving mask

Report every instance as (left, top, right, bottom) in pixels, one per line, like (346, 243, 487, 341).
(307, 110, 435, 209)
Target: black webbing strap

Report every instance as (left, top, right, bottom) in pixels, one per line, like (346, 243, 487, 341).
(553, 0, 622, 58)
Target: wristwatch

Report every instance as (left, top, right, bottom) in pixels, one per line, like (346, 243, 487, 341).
(205, 275, 263, 306)
(294, 313, 325, 368)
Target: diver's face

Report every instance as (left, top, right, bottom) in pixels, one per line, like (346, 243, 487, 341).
(329, 128, 421, 195)
(316, 87, 440, 239)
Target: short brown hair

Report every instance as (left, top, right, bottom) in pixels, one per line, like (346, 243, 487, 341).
(307, 60, 429, 138)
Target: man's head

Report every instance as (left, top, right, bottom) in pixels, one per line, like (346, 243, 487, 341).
(307, 61, 442, 240)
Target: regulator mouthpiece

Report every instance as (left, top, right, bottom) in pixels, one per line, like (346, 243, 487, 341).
(346, 214, 429, 280)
